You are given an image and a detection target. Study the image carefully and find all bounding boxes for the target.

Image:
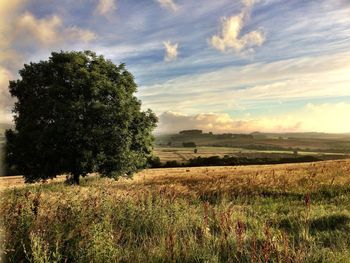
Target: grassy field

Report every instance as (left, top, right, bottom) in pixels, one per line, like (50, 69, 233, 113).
(156, 132, 350, 154)
(1, 160, 350, 262)
(154, 146, 348, 163)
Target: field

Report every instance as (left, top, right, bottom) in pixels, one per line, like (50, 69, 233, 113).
(154, 146, 348, 163)
(1, 159, 350, 262)
(2, 130, 350, 176)
(156, 132, 350, 155)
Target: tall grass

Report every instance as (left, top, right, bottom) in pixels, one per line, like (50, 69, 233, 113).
(1, 160, 350, 262)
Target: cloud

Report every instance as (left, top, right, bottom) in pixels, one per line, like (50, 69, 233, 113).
(210, 1, 265, 53)
(0, 2, 96, 124)
(16, 12, 96, 46)
(0, 0, 24, 49)
(65, 27, 97, 43)
(157, 102, 350, 134)
(156, 0, 179, 11)
(96, 0, 117, 16)
(139, 51, 350, 114)
(0, 68, 15, 123)
(302, 102, 350, 133)
(16, 12, 62, 45)
(0, 68, 14, 108)
(242, 0, 260, 8)
(163, 41, 179, 61)
(157, 111, 302, 134)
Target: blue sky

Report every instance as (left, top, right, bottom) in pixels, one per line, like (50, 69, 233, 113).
(1, 0, 350, 133)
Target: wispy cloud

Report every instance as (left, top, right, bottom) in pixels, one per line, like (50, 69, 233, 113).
(210, 0, 265, 53)
(163, 41, 179, 62)
(0, 0, 349, 134)
(96, 0, 117, 16)
(156, 0, 179, 11)
(139, 51, 350, 114)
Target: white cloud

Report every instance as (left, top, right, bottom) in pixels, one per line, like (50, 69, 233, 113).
(210, 1, 265, 53)
(96, 0, 117, 16)
(163, 41, 179, 62)
(156, 0, 179, 11)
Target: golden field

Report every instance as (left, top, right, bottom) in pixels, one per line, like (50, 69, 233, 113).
(1, 159, 350, 262)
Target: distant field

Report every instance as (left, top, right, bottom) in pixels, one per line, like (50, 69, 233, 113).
(156, 132, 350, 154)
(154, 146, 348, 163)
(1, 159, 350, 262)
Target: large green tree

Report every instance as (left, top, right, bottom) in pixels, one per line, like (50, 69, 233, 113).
(5, 51, 157, 184)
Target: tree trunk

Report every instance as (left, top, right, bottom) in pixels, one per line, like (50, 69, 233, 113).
(73, 173, 80, 185)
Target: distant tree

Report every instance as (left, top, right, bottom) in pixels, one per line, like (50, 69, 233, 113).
(183, 142, 196, 147)
(5, 51, 157, 184)
(147, 155, 162, 168)
(194, 148, 198, 154)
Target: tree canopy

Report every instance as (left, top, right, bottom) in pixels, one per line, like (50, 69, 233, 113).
(5, 51, 157, 184)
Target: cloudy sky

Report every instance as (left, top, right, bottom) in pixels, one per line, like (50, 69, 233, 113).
(1, 0, 350, 133)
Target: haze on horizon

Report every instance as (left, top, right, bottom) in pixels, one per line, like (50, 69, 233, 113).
(1, 0, 350, 134)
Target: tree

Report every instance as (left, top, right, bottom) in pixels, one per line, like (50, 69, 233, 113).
(182, 142, 196, 147)
(5, 51, 157, 184)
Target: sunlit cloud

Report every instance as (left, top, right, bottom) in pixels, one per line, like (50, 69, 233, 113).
(210, 0, 265, 53)
(16, 12, 96, 46)
(163, 41, 179, 62)
(96, 0, 117, 16)
(0, 0, 349, 135)
(156, 0, 179, 11)
(0, 2, 96, 124)
(157, 102, 350, 134)
(0, 68, 14, 107)
(157, 111, 301, 134)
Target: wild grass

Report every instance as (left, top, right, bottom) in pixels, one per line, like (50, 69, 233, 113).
(1, 159, 350, 262)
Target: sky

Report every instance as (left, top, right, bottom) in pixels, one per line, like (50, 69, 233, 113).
(0, 0, 350, 133)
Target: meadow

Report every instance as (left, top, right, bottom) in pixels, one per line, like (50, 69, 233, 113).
(154, 146, 347, 164)
(1, 159, 350, 262)
(155, 132, 350, 155)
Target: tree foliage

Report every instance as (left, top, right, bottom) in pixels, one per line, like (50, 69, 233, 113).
(5, 51, 157, 183)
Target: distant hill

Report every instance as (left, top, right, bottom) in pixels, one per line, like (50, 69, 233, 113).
(250, 132, 350, 140)
(155, 131, 350, 154)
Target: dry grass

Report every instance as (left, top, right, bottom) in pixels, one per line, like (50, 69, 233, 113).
(153, 146, 348, 163)
(106, 159, 350, 196)
(3, 159, 350, 193)
(1, 159, 350, 262)
(0, 175, 66, 191)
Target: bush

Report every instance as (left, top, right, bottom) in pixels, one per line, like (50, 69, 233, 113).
(182, 142, 196, 147)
